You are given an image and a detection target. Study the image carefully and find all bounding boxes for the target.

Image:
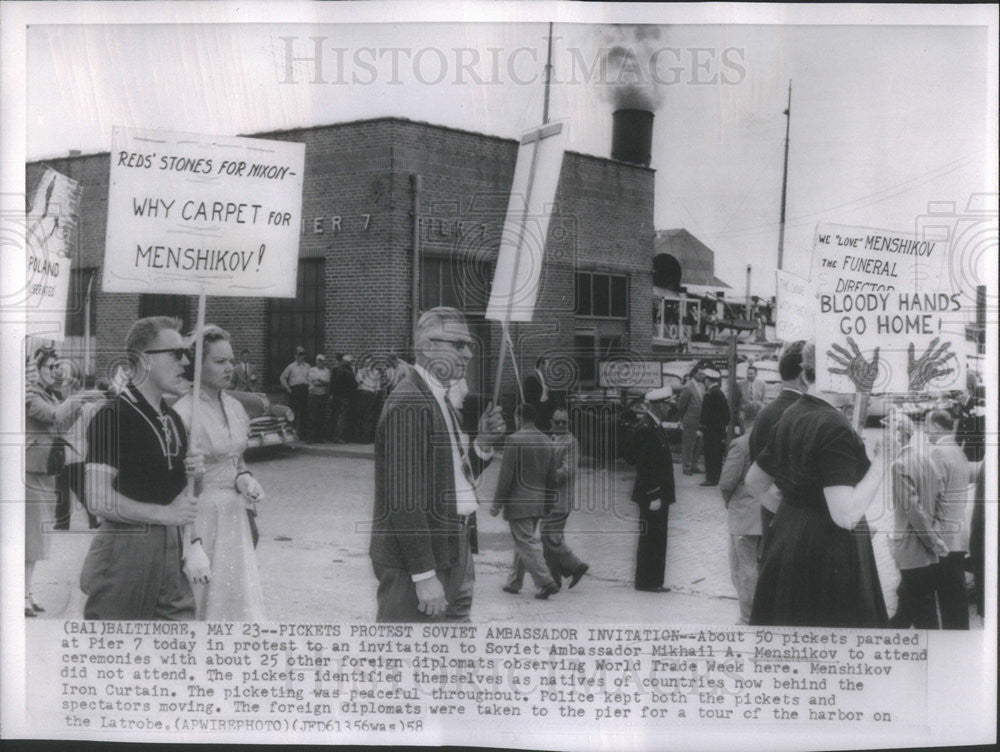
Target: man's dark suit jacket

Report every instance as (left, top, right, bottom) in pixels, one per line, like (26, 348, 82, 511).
(492, 425, 555, 521)
(523, 373, 563, 429)
(748, 389, 801, 461)
(627, 414, 676, 506)
(700, 385, 731, 437)
(369, 369, 489, 575)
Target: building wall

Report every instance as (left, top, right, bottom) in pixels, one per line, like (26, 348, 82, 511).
(27, 117, 654, 395)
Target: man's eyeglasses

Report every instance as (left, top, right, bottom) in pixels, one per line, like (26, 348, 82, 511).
(429, 337, 474, 352)
(552, 419, 569, 425)
(144, 348, 189, 361)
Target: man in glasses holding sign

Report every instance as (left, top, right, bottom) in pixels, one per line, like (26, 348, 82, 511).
(79, 317, 204, 620)
(370, 307, 505, 622)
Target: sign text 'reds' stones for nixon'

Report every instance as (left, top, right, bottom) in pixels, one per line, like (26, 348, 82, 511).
(103, 127, 305, 298)
(810, 222, 964, 395)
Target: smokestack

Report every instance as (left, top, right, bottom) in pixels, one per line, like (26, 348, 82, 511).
(611, 109, 653, 167)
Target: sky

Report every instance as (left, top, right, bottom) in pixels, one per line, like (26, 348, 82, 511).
(22, 11, 998, 297)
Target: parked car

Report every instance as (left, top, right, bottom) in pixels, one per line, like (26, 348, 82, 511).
(225, 390, 297, 449)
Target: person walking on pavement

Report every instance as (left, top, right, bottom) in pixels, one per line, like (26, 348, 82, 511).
(305, 354, 331, 443)
(925, 409, 973, 629)
(25, 348, 104, 615)
(748, 341, 807, 553)
(698, 369, 730, 487)
(172, 325, 267, 621)
(719, 431, 761, 623)
(280, 346, 311, 439)
(492, 404, 561, 600)
(369, 307, 505, 622)
(677, 369, 705, 474)
(230, 348, 257, 391)
(78, 316, 203, 620)
(542, 409, 589, 590)
(886, 412, 948, 629)
(329, 354, 356, 443)
(524, 355, 556, 433)
(624, 386, 676, 593)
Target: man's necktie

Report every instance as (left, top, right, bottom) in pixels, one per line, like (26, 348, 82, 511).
(444, 387, 477, 490)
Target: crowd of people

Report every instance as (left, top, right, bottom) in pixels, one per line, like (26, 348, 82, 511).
(276, 347, 411, 445)
(713, 342, 985, 628)
(22, 310, 985, 628)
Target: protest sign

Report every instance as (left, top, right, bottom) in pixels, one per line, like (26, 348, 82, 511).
(811, 222, 964, 394)
(26, 167, 81, 338)
(774, 269, 812, 343)
(103, 127, 305, 297)
(485, 121, 567, 323)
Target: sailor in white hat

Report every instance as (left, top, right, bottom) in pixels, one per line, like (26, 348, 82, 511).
(626, 383, 677, 592)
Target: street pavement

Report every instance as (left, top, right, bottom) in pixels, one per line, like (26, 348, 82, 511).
(31, 439, 982, 627)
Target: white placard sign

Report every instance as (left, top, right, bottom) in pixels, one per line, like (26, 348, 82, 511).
(774, 269, 812, 343)
(485, 121, 567, 322)
(811, 222, 964, 394)
(103, 127, 305, 297)
(26, 167, 81, 338)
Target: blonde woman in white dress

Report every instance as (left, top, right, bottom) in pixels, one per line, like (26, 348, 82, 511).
(173, 325, 266, 620)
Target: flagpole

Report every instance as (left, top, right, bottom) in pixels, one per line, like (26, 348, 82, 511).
(777, 80, 791, 271)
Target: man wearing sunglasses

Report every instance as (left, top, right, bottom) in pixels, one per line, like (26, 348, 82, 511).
(79, 316, 202, 620)
(370, 306, 505, 622)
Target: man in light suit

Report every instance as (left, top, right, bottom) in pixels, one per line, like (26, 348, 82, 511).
(677, 369, 705, 474)
(719, 432, 761, 623)
(369, 307, 505, 622)
(491, 403, 560, 600)
(887, 413, 948, 629)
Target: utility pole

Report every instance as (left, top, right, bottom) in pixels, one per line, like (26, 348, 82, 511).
(777, 80, 791, 270)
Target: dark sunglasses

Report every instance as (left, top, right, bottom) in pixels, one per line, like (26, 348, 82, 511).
(144, 347, 189, 361)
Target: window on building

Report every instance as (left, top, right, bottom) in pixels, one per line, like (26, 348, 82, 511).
(575, 272, 628, 319)
(139, 293, 191, 331)
(267, 259, 325, 385)
(65, 267, 97, 336)
(421, 256, 494, 313)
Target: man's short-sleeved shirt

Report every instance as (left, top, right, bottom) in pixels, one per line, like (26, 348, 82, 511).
(85, 383, 188, 506)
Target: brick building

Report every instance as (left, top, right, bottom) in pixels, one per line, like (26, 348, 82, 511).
(27, 117, 655, 400)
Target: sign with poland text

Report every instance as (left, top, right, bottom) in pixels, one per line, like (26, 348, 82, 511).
(26, 167, 81, 339)
(811, 222, 963, 394)
(103, 127, 305, 297)
(774, 269, 812, 343)
(486, 122, 567, 322)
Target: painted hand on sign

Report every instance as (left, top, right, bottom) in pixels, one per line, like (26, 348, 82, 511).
(907, 338, 955, 392)
(827, 337, 879, 393)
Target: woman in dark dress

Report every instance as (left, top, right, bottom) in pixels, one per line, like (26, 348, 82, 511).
(744, 342, 887, 627)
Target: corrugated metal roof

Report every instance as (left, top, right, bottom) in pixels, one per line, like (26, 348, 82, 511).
(654, 228, 731, 288)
